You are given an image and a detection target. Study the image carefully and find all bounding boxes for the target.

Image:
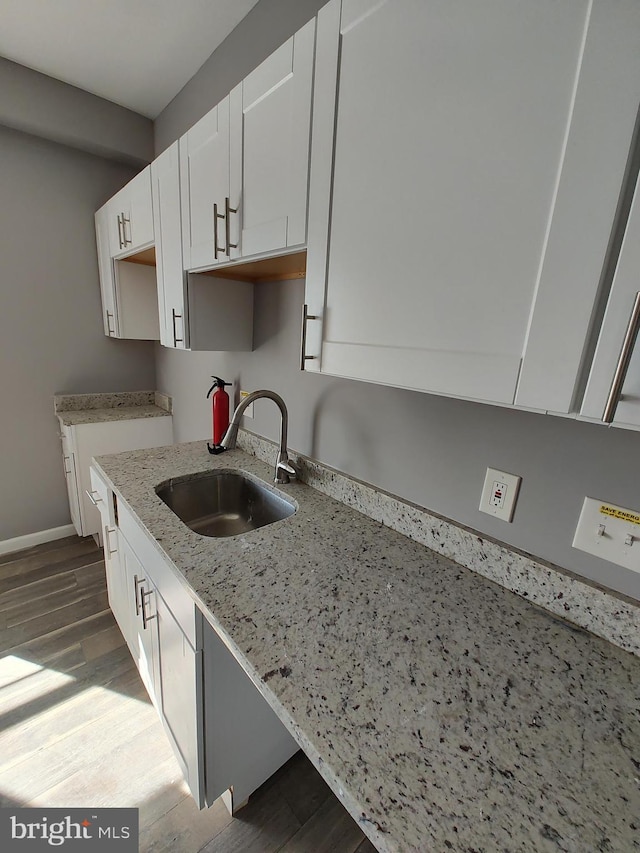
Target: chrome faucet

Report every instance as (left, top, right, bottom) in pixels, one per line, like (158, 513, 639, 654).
(220, 390, 296, 484)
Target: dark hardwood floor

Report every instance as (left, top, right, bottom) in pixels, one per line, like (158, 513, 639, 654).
(0, 536, 376, 852)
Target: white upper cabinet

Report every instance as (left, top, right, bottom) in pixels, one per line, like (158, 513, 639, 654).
(180, 97, 232, 270)
(180, 19, 315, 272)
(305, 0, 640, 410)
(152, 142, 188, 349)
(95, 165, 159, 340)
(229, 19, 315, 260)
(108, 167, 154, 258)
(153, 141, 254, 352)
(581, 169, 640, 429)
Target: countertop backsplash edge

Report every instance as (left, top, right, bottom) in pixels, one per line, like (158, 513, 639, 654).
(237, 429, 639, 657)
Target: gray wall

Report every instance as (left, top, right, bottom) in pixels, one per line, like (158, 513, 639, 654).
(0, 57, 154, 167)
(154, 0, 640, 602)
(0, 125, 156, 541)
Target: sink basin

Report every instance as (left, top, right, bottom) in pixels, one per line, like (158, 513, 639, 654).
(155, 470, 296, 538)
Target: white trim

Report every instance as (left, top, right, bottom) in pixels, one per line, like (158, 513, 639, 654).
(0, 524, 77, 557)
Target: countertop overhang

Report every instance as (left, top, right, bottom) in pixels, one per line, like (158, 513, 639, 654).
(94, 440, 640, 853)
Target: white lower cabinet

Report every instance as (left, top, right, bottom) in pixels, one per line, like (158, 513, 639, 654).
(95, 485, 297, 812)
(305, 0, 640, 412)
(60, 416, 173, 539)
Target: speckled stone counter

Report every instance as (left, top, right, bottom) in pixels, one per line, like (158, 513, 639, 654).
(94, 441, 640, 853)
(54, 391, 172, 426)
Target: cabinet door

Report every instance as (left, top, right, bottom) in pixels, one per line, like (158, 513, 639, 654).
(581, 170, 640, 428)
(152, 141, 188, 349)
(109, 167, 154, 257)
(120, 535, 161, 709)
(95, 204, 119, 337)
(155, 592, 205, 807)
(305, 0, 640, 409)
(230, 18, 315, 259)
(180, 97, 231, 270)
(89, 467, 120, 601)
(60, 430, 82, 537)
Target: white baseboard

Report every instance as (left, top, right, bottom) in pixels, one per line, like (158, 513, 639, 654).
(0, 524, 77, 557)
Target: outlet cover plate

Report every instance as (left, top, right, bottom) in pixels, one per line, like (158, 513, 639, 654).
(240, 390, 254, 418)
(479, 468, 521, 522)
(572, 497, 640, 573)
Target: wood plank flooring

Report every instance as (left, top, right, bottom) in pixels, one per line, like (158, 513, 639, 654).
(0, 536, 375, 852)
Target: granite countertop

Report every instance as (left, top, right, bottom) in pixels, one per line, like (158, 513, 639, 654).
(94, 440, 640, 853)
(54, 391, 172, 427)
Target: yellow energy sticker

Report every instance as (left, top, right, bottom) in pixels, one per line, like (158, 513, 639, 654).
(599, 505, 640, 526)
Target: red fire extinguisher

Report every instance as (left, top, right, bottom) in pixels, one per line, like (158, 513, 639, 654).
(206, 377, 231, 453)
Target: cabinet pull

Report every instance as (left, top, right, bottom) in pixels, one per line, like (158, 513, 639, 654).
(85, 489, 101, 507)
(121, 212, 132, 246)
(116, 214, 124, 250)
(63, 456, 72, 476)
(104, 526, 117, 556)
(106, 310, 116, 336)
(603, 291, 640, 423)
(134, 574, 144, 616)
(171, 309, 184, 346)
(300, 303, 320, 370)
(139, 586, 156, 630)
(213, 203, 226, 259)
(224, 197, 238, 256)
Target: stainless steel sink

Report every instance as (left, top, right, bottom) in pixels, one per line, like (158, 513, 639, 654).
(155, 470, 296, 538)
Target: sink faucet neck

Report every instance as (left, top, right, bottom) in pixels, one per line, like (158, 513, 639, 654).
(220, 390, 294, 484)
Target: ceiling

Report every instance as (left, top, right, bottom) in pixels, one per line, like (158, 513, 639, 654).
(0, 0, 260, 118)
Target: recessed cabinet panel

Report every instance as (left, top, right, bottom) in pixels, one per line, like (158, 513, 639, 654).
(180, 98, 231, 270)
(157, 595, 204, 807)
(306, 0, 640, 410)
(236, 19, 315, 259)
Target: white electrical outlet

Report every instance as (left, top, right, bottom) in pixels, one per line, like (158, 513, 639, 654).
(479, 468, 521, 522)
(573, 497, 640, 573)
(240, 390, 254, 418)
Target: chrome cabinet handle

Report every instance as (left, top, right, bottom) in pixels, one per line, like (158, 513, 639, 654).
(116, 214, 124, 250)
(224, 197, 238, 256)
(85, 489, 101, 507)
(213, 203, 226, 259)
(300, 303, 320, 370)
(121, 212, 131, 246)
(106, 310, 116, 336)
(603, 291, 640, 423)
(139, 586, 156, 630)
(133, 574, 144, 616)
(171, 308, 184, 346)
(104, 526, 117, 556)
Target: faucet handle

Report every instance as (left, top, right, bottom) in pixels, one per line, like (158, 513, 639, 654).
(275, 457, 297, 484)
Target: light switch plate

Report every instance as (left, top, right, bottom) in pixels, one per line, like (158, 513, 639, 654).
(479, 468, 521, 522)
(572, 497, 640, 573)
